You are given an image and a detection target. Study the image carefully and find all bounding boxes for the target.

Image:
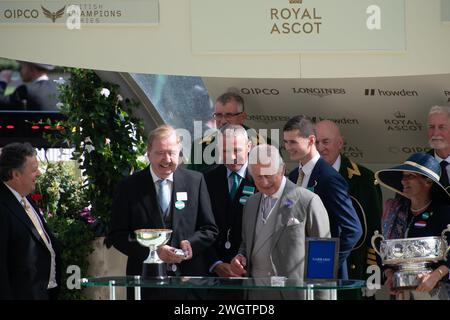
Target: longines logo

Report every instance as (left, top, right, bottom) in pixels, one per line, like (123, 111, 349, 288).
(292, 87, 346, 97)
(41, 6, 65, 23)
(240, 88, 280, 95)
(365, 88, 419, 97)
(384, 111, 423, 132)
(269, 0, 322, 35)
(388, 146, 431, 155)
(342, 144, 364, 159)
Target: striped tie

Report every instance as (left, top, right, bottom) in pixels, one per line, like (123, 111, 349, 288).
(297, 168, 305, 186)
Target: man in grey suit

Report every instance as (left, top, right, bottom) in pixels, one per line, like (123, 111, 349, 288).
(230, 144, 331, 300)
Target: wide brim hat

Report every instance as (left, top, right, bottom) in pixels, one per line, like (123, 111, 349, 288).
(375, 152, 450, 201)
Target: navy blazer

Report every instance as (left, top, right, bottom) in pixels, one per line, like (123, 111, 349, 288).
(0, 182, 61, 300)
(107, 166, 218, 278)
(288, 157, 362, 279)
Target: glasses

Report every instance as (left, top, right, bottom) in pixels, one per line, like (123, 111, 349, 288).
(213, 112, 243, 119)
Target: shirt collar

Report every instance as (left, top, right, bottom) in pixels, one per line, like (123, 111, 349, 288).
(34, 74, 49, 82)
(149, 165, 174, 183)
(434, 152, 450, 163)
(3, 182, 24, 203)
(331, 154, 342, 172)
(300, 152, 321, 176)
(226, 162, 248, 179)
(264, 176, 286, 200)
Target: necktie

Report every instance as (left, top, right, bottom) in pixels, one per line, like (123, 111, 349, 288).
(229, 172, 240, 199)
(158, 179, 170, 215)
(297, 167, 305, 186)
(262, 196, 274, 220)
(440, 160, 449, 187)
(21, 197, 50, 244)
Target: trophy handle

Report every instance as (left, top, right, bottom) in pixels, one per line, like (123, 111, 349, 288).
(371, 230, 384, 258)
(442, 224, 450, 261)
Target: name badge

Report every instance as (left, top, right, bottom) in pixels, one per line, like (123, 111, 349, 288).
(176, 192, 188, 201)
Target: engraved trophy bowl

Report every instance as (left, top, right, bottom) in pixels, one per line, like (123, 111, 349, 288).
(371, 225, 450, 289)
(135, 228, 173, 264)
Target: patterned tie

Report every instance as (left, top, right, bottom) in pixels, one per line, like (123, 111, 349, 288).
(262, 196, 274, 220)
(297, 167, 305, 186)
(21, 197, 50, 244)
(440, 160, 449, 187)
(158, 179, 170, 215)
(229, 171, 240, 199)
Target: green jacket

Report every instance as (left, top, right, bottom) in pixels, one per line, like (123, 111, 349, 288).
(187, 125, 270, 172)
(338, 154, 382, 285)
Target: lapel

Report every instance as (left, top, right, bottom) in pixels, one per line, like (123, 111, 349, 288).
(247, 192, 262, 258)
(171, 169, 188, 233)
(308, 158, 322, 189)
(138, 167, 164, 228)
(0, 183, 47, 247)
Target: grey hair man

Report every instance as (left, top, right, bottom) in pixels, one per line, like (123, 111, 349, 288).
(230, 144, 331, 300)
(427, 105, 450, 187)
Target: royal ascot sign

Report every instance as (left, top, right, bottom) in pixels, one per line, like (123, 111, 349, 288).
(0, 0, 159, 26)
(191, 0, 405, 53)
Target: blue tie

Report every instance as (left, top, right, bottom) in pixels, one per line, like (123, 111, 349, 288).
(229, 172, 240, 199)
(158, 179, 170, 215)
(440, 160, 449, 187)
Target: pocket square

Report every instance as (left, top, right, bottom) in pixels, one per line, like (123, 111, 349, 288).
(286, 217, 300, 226)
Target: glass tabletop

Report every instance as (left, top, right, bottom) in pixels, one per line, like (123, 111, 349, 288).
(81, 276, 365, 291)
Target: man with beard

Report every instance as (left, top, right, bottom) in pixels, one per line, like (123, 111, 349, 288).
(427, 105, 450, 188)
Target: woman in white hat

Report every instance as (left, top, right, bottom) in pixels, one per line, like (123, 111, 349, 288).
(376, 152, 450, 300)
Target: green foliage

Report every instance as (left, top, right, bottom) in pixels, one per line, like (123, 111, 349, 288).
(48, 68, 147, 227)
(36, 161, 94, 300)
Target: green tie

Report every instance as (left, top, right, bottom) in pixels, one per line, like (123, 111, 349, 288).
(229, 172, 240, 199)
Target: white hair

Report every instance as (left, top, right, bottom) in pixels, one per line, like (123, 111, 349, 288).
(248, 144, 284, 176)
(429, 105, 450, 117)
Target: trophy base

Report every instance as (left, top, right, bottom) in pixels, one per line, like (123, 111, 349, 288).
(142, 263, 167, 278)
(393, 268, 432, 290)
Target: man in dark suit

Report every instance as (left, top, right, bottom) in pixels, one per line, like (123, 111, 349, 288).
(0, 142, 61, 300)
(0, 61, 59, 111)
(203, 125, 256, 298)
(188, 92, 269, 172)
(283, 115, 362, 280)
(316, 120, 382, 299)
(107, 125, 218, 299)
(427, 105, 450, 188)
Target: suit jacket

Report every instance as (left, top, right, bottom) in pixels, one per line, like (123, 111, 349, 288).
(0, 80, 59, 111)
(339, 154, 382, 281)
(238, 179, 331, 299)
(288, 157, 362, 279)
(107, 166, 218, 277)
(0, 182, 61, 300)
(427, 149, 450, 188)
(203, 164, 257, 270)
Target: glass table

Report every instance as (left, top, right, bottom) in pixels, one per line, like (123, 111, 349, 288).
(81, 276, 365, 300)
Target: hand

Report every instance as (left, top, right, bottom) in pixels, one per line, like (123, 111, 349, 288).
(157, 245, 186, 264)
(415, 271, 440, 293)
(0, 70, 12, 83)
(230, 255, 247, 276)
(383, 268, 401, 295)
(213, 263, 241, 277)
(180, 240, 193, 260)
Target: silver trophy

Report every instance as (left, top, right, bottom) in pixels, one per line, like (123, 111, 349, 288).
(135, 228, 173, 277)
(371, 225, 450, 289)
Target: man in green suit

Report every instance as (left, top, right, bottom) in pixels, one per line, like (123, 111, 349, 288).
(187, 92, 268, 172)
(316, 120, 382, 299)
